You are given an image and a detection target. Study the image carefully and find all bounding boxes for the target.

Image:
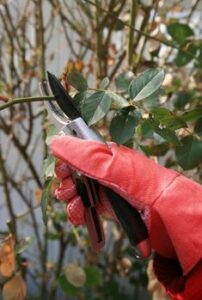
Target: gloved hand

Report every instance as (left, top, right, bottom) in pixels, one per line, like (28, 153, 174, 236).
(50, 136, 202, 300)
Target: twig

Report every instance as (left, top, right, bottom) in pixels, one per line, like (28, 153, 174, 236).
(0, 96, 54, 111)
(95, 0, 103, 80)
(84, 0, 200, 63)
(0, 149, 17, 237)
(128, 0, 137, 67)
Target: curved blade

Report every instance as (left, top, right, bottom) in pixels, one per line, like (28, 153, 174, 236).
(39, 80, 68, 131)
(47, 71, 80, 120)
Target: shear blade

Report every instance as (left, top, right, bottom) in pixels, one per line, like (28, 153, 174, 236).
(47, 71, 80, 120)
(39, 80, 70, 131)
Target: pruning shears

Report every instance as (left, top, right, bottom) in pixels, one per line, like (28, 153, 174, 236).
(40, 72, 151, 258)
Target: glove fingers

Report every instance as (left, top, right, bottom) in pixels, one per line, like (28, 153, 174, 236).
(66, 186, 117, 225)
(55, 177, 77, 201)
(55, 160, 71, 179)
(67, 195, 85, 225)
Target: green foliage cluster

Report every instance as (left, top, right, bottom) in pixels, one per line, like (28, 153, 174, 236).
(59, 66, 202, 171)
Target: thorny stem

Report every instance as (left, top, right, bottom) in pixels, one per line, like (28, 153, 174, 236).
(128, 0, 137, 67)
(0, 149, 17, 237)
(0, 96, 54, 111)
(95, 0, 103, 80)
(84, 0, 200, 63)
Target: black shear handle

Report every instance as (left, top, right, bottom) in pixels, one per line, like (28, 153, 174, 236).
(73, 175, 105, 252)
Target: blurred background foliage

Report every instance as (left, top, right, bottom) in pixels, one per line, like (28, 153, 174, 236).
(0, 0, 202, 299)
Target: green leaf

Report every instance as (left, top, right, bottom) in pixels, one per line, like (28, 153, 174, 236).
(194, 118, 202, 137)
(175, 45, 197, 67)
(140, 143, 169, 156)
(156, 127, 181, 146)
(140, 119, 154, 139)
(68, 71, 88, 92)
(58, 274, 81, 296)
(73, 92, 86, 109)
(43, 155, 56, 178)
(195, 44, 202, 68)
(175, 136, 202, 170)
(41, 179, 52, 225)
(16, 237, 34, 254)
(174, 91, 193, 110)
(45, 125, 57, 145)
(129, 69, 165, 102)
(152, 108, 187, 130)
(106, 90, 129, 109)
(143, 88, 163, 109)
(115, 72, 133, 92)
(99, 77, 110, 89)
(181, 109, 202, 122)
(0, 80, 5, 92)
(110, 108, 140, 144)
(84, 266, 102, 287)
(167, 23, 194, 46)
(82, 91, 112, 125)
(46, 232, 61, 240)
(142, 118, 181, 146)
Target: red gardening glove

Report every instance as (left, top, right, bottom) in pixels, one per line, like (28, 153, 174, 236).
(50, 136, 202, 299)
(54, 160, 114, 225)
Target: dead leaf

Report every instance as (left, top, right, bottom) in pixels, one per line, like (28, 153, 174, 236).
(0, 95, 9, 102)
(35, 189, 42, 203)
(0, 234, 15, 277)
(61, 60, 85, 92)
(64, 263, 86, 287)
(2, 274, 26, 300)
(74, 60, 84, 72)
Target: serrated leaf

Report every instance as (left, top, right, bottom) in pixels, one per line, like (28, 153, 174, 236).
(41, 179, 52, 225)
(68, 71, 88, 92)
(143, 88, 162, 109)
(58, 273, 81, 296)
(155, 127, 181, 146)
(140, 119, 154, 139)
(174, 91, 193, 110)
(129, 69, 165, 102)
(73, 92, 86, 109)
(152, 108, 187, 130)
(140, 143, 169, 156)
(175, 136, 202, 170)
(167, 23, 194, 46)
(181, 109, 202, 122)
(115, 72, 134, 92)
(84, 266, 102, 287)
(175, 45, 197, 67)
(82, 91, 111, 125)
(100, 77, 110, 89)
(147, 118, 181, 146)
(107, 90, 129, 109)
(110, 108, 140, 144)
